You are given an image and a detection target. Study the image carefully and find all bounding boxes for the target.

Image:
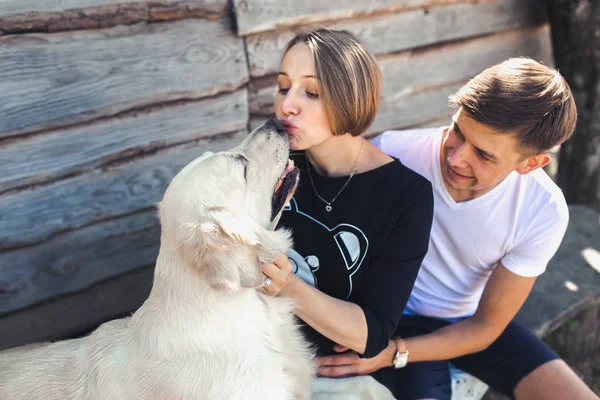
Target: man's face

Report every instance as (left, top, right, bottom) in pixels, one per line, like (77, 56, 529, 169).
(440, 108, 545, 202)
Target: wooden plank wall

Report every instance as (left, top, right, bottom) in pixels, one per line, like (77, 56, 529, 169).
(0, 0, 250, 348)
(0, 0, 553, 348)
(242, 0, 552, 133)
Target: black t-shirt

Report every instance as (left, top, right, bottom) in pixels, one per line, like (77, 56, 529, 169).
(278, 153, 434, 358)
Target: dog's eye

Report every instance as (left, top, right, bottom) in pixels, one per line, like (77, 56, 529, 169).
(233, 154, 248, 180)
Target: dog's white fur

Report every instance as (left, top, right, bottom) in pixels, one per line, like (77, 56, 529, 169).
(0, 121, 314, 400)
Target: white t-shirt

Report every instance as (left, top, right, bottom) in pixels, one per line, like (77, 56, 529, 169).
(372, 128, 569, 319)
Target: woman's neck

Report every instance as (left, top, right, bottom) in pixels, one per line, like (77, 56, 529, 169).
(306, 134, 364, 177)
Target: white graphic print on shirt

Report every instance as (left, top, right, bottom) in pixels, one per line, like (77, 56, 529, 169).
(283, 198, 368, 299)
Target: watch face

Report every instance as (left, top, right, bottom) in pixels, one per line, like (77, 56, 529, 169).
(394, 351, 408, 369)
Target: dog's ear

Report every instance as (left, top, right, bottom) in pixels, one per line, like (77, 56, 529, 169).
(180, 209, 273, 292)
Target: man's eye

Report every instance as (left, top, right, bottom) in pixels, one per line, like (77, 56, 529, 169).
(306, 91, 319, 99)
(477, 150, 490, 161)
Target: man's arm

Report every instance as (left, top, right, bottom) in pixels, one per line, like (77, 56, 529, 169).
(401, 262, 536, 362)
(317, 263, 536, 375)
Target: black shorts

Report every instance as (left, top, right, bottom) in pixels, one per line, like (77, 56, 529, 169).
(371, 315, 559, 399)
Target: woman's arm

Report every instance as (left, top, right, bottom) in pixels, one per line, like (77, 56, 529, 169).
(284, 273, 369, 354)
(260, 253, 368, 352)
(261, 174, 434, 357)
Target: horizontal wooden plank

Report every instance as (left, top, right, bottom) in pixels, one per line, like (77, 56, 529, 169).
(0, 0, 225, 18)
(0, 89, 248, 194)
(234, 0, 474, 36)
(0, 131, 247, 313)
(0, 130, 247, 251)
(245, 0, 546, 77)
(0, 1, 228, 34)
(0, 266, 154, 351)
(374, 25, 553, 133)
(0, 17, 247, 138)
(249, 25, 553, 134)
(0, 209, 159, 315)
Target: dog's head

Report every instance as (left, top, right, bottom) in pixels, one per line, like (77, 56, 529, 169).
(158, 119, 299, 292)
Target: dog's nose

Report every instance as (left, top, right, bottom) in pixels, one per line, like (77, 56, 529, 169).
(267, 118, 286, 137)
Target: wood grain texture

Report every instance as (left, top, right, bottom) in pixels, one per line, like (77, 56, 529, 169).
(233, 0, 472, 36)
(0, 1, 228, 34)
(0, 89, 248, 194)
(0, 209, 160, 315)
(0, 266, 154, 351)
(0, 18, 247, 139)
(245, 0, 546, 77)
(250, 25, 553, 134)
(0, 130, 247, 251)
(0, 131, 247, 313)
(0, 0, 225, 17)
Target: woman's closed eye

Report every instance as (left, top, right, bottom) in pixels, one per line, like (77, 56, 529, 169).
(278, 87, 289, 95)
(306, 91, 319, 99)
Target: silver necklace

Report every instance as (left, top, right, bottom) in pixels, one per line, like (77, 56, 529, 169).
(307, 137, 365, 212)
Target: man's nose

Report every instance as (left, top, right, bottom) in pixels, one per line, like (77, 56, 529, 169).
(448, 143, 469, 167)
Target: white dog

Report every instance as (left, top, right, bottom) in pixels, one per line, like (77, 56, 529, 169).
(0, 119, 314, 400)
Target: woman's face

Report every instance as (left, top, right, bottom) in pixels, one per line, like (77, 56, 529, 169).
(274, 43, 334, 150)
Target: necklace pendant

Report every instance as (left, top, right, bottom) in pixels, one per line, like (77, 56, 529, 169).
(325, 205, 332, 212)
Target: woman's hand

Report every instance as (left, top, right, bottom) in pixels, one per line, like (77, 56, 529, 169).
(316, 342, 394, 377)
(259, 252, 294, 296)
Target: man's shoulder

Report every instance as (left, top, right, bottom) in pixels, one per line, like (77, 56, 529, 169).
(370, 127, 444, 180)
(519, 169, 568, 218)
(371, 127, 443, 152)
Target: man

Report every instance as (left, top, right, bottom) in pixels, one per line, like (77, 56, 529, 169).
(317, 58, 598, 400)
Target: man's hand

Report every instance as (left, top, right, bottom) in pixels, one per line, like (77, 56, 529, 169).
(316, 342, 395, 377)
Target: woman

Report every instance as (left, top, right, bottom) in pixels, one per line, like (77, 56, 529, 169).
(259, 29, 433, 395)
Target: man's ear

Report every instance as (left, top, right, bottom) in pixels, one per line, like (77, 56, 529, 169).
(516, 153, 551, 175)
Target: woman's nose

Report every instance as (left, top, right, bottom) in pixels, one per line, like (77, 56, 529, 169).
(280, 91, 299, 116)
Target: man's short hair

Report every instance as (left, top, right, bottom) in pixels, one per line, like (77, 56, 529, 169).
(449, 57, 577, 154)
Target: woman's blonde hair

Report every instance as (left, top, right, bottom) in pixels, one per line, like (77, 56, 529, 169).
(283, 29, 382, 136)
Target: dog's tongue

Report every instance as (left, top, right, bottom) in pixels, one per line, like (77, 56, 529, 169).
(274, 159, 295, 193)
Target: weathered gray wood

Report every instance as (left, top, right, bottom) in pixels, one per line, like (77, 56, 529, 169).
(0, 0, 224, 17)
(234, 0, 472, 36)
(245, 0, 546, 77)
(0, 131, 246, 313)
(0, 1, 228, 35)
(373, 25, 554, 134)
(516, 206, 600, 337)
(250, 26, 553, 134)
(0, 130, 247, 252)
(0, 266, 154, 351)
(0, 17, 247, 138)
(0, 209, 159, 315)
(0, 90, 248, 194)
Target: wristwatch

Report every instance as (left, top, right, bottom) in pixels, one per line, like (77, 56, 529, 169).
(392, 341, 409, 369)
